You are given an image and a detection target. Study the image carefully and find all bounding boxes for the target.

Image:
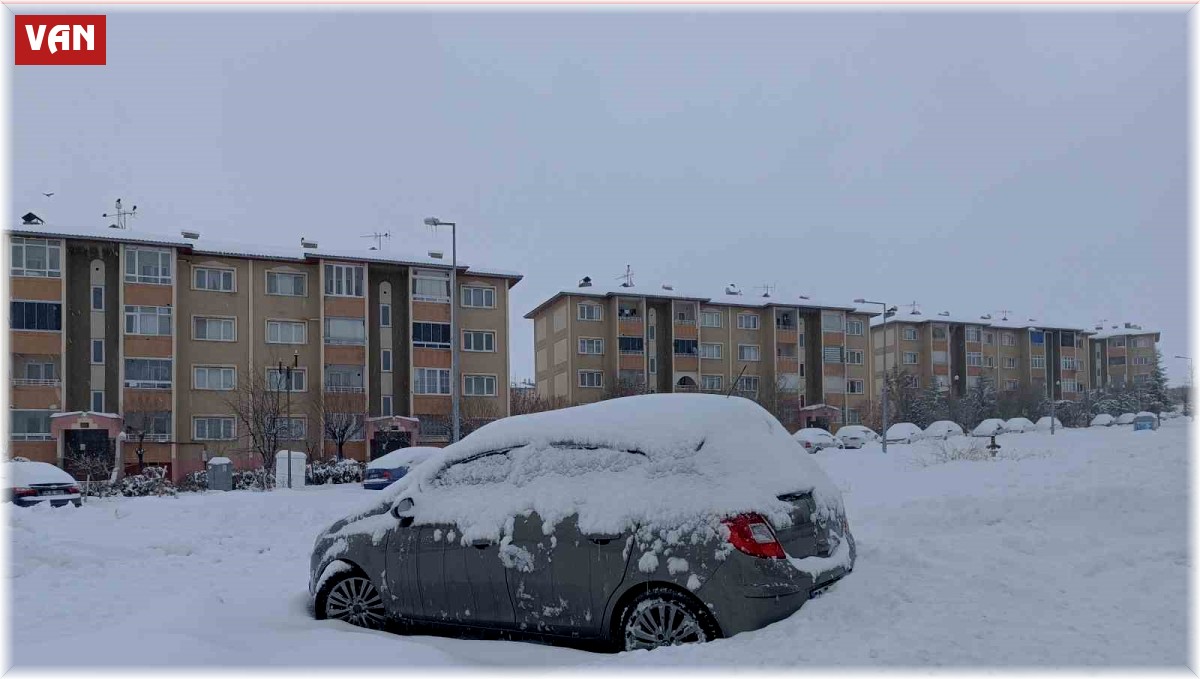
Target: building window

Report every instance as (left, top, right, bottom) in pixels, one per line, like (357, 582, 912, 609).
(125, 247, 173, 285)
(847, 379, 865, 394)
(1110, 337, 1126, 348)
(1062, 357, 1078, 370)
(578, 370, 604, 389)
(822, 312, 844, 333)
(381, 350, 393, 372)
(983, 331, 994, 345)
(91, 339, 105, 365)
(1136, 338, 1152, 349)
(578, 303, 602, 321)
(380, 303, 392, 328)
(464, 374, 497, 396)
(737, 313, 760, 330)
(194, 366, 235, 391)
(618, 336, 644, 354)
(413, 270, 450, 302)
(463, 330, 496, 352)
(1004, 357, 1018, 369)
(700, 311, 722, 328)
(903, 327, 918, 341)
(846, 409, 862, 425)
(1060, 331, 1076, 347)
(273, 417, 307, 441)
(193, 316, 235, 342)
(414, 367, 452, 395)
(90, 390, 104, 412)
(324, 414, 366, 441)
(846, 319, 864, 336)
(267, 320, 307, 344)
(412, 322, 450, 349)
(1005, 379, 1019, 391)
(777, 343, 798, 359)
(1001, 333, 1016, 346)
(194, 417, 235, 441)
(325, 365, 365, 391)
(325, 317, 367, 345)
(91, 286, 104, 311)
(702, 375, 723, 391)
(11, 301, 62, 331)
(1109, 356, 1127, 366)
(932, 350, 947, 365)
(461, 286, 496, 309)
(324, 263, 364, 297)
(1133, 374, 1150, 385)
(267, 368, 306, 392)
(21, 361, 56, 383)
(579, 338, 604, 355)
(823, 346, 844, 364)
(1062, 379, 1080, 392)
(967, 352, 983, 367)
(266, 271, 306, 297)
(1031, 356, 1046, 369)
(700, 343, 722, 359)
(932, 325, 947, 340)
(125, 358, 172, 389)
(847, 350, 864, 365)
(193, 267, 234, 292)
(381, 395, 394, 416)
(736, 376, 760, 395)
(648, 325, 656, 340)
(775, 312, 796, 330)
(674, 339, 699, 356)
(903, 352, 919, 365)
(125, 305, 172, 336)
(11, 410, 54, 441)
(965, 327, 982, 342)
(983, 355, 996, 368)
(739, 345, 761, 362)
(649, 357, 657, 373)
(1132, 356, 1152, 366)
(1030, 331, 1045, 346)
(10, 237, 61, 278)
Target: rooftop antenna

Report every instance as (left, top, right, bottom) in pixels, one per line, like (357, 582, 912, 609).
(996, 309, 1013, 321)
(360, 231, 391, 251)
(904, 301, 921, 315)
(102, 198, 137, 230)
(755, 283, 776, 299)
(616, 264, 635, 288)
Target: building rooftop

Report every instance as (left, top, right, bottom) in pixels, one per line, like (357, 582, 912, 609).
(870, 309, 1154, 336)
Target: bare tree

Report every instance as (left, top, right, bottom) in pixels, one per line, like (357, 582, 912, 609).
(602, 376, 653, 401)
(222, 366, 288, 485)
(751, 376, 802, 431)
(123, 392, 171, 474)
(313, 391, 365, 461)
(510, 385, 569, 416)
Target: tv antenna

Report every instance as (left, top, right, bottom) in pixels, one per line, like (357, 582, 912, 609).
(904, 301, 921, 315)
(616, 264, 635, 288)
(996, 309, 1013, 321)
(755, 283, 776, 298)
(102, 198, 137, 229)
(360, 231, 391, 251)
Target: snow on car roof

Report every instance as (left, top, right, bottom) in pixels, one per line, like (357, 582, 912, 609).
(886, 423, 922, 435)
(2, 461, 76, 488)
(365, 447, 440, 470)
(376, 394, 843, 542)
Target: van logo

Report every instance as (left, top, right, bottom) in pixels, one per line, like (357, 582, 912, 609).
(15, 15, 106, 65)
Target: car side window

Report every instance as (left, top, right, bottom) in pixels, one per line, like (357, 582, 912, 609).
(429, 450, 514, 488)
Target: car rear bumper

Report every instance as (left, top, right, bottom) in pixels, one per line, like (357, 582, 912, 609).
(13, 496, 81, 508)
(362, 481, 393, 491)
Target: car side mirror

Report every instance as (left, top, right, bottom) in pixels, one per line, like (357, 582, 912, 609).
(391, 498, 415, 527)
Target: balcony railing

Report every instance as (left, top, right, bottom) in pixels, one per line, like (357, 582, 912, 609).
(324, 337, 366, 346)
(12, 378, 61, 387)
(775, 322, 797, 330)
(673, 318, 696, 325)
(135, 433, 170, 443)
(325, 385, 365, 393)
(619, 349, 644, 355)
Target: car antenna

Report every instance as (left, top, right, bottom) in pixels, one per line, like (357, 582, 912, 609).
(725, 365, 749, 398)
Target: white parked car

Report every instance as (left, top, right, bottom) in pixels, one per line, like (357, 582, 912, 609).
(1089, 414, 1115, 427)
(885, 422, 923, 444)
(1003, 417, 1036, 433)
(837, 425, 880, 444)
(971, 419, 1007, 437)
(3, 460, 82, 508)
(834, 428, 869, 449)
(793, 428, 844, 453)
(1115, 413, 1137, 426)
(1035, 416, 1063, 431)
(923, 420, 964, 440)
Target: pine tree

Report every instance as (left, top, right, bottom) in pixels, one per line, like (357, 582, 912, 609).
(1136, 350, 1173, 414)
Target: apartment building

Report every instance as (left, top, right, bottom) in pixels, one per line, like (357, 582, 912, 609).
(1088, 323, 1161, 390)
(8, 216, 520, 480)
(525, 279, 876, 430)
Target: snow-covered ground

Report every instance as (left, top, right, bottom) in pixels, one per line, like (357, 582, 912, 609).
(8, 419, 1189, 667)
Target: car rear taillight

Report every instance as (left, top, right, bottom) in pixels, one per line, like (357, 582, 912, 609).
(379, 471, 391, 480)
(66, 486, 80, 494)
(13, 488, 36, 498)
(722, 513, 786, 559)
(801, 441, 812, 449)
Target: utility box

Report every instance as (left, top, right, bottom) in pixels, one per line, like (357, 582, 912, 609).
(206, 457, 233, 491)
(275, 450, 307, 489)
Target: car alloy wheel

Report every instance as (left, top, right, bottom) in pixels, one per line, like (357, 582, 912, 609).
(323, 575, 386, 630)
(621, 589, 715, 651)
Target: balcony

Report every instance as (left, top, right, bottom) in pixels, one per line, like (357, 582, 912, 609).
(324, 337, 366, 346)
(12, 378, 61, 387)
(325, 385, 365, 394)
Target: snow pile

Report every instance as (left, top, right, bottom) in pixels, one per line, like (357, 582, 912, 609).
(378, 394, 842, 543)
(923, 420, 964, 438)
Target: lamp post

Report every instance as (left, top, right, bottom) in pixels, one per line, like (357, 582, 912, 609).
(424, 217, 460, 443)
(855, 299, 897, 453)
(1050, 379, 1060, 434)
(1175, 356, 1192, 417)
(278, 351, 299, 488)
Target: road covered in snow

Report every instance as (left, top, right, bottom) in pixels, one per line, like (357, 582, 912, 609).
(8, 419, 1189, 668)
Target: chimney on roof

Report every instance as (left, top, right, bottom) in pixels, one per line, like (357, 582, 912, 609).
(938, 311, 950, 317)
(20, 212, 43, 225)
(180, 230, 200, 240)
(662, 284, 674, 291)
(578, 276, 592, 288)
(1095, 325, 1103, 330)
(798, 294, 810, 300)
(981, 314, 992, 320)
(300, 238, 318, 249)
(725, 284, 741, 296)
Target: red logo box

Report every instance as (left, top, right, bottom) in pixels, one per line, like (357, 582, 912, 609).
(15, 15, 106, 65)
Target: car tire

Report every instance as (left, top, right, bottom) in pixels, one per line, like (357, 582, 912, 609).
(615, 586, 721, 652)
(315, 568, 388, 630)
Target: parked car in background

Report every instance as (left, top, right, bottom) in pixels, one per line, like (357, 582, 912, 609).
(971, 419, 1007, 437)
(1004, 417, 1036, 433)
(1133, 412, 1160, 431)
(309, 394, 855, 652)
(1115, 413, 1137, 426)
(923, 420, 964, 440)
(793, 428, 844, 453)
(837, 425, 880, 443)
(834, 427, 871, 449)
(363, 447, 440, 490)
(1036, 417, 1063, 431)
(1090, 414, 1115, 427)
(885, 422, 923, 444)
(3, 460, 82, 507)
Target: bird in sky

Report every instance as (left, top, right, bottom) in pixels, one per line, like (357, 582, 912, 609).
(42, 192, 54, 197)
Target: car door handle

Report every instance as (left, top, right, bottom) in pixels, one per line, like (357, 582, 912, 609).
(587, 535, 620, 545)
(471, 540, 490, 549)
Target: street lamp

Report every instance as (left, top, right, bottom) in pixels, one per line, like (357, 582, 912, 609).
(278, 351, 299, 488)
(1175, 356, 1192, 416)
(855, 298, 897, 453)
(425, 217, 460, 443)
(1050, 379, 1061, 435)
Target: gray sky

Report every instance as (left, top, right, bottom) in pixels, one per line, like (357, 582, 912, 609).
(12, 8, 1190, 383)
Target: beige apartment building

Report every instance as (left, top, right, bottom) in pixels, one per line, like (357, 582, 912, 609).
(8, 215, 520, 480)
(1088, 323, 1161, 390)
(525, 279, 877, 430)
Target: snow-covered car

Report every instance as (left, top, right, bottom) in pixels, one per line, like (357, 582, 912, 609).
(833, 428, 869, 449)
(1036, 417, 1063, 431)
(1115, 413, 1137, 426)
(885, 422, 923, 444)
(971, 419, 1007, 437)
(309, 394, 855, 651)
(362, 447, 439, 491)
(1090, 414, 1115, 427)
(793, 427, 844, 452)
(1003, 417, 1036, 433)
(2, 460, 82, 508)
(923, 420, 964, 440)
(836, 425, 880, 444)
(1134, 412, 1160, 431)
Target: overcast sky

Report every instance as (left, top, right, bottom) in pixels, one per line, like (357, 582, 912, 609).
(12, 8, 1189, 383)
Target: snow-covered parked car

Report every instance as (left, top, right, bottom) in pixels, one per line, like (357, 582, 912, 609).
(837, 425, 880, 444)
(363, 447, 439, 490)
(1134, 412, 1160, 431)
(2, 460, 82, 508)
(971, 419, 1007, 437)
(923, 420, 964, 440)
(1115, 413, 1137, 426)
(1089, 414, 1115, 427)
(1004, 417, 1036, 433)
(793, 427, 844, 452)
(1036, 416, 1063, 431)
(885, 422, 923, 444)
(309, 394, 855, 651)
